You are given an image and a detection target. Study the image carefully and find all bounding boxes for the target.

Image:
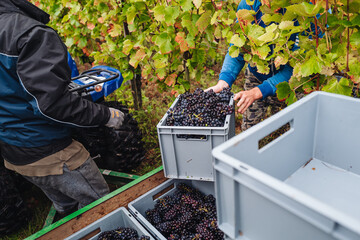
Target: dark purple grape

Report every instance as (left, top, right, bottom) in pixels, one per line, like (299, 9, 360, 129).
(166, 88, 234, 128)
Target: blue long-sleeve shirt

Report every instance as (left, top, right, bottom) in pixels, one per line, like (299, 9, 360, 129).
(219, 0, 296, 99)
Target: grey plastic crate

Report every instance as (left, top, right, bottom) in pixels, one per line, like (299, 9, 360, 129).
(128, 179, 215, 240)
(212, 92, 360, 240)
(64, 207, 154, 240)
(157, 96, 235, 181)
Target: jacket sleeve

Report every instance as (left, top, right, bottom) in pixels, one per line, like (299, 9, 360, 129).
(16, 26, 110, 127)
(219, 51, 245, 87)
(257, 65, 294, 99)
(218, 0, 262, 86)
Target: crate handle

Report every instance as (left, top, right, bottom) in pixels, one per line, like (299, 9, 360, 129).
(258, 120, 293, 150)
(79, 228, 101, 240)
(176, 134, 208, 141)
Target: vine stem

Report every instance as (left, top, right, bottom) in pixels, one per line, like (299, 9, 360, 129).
(311, 0, 320, 90)
(294, 74, 319, 91)
(325, 0, 331, 52)
(346, 0, 350, 72)
(210, 0, 217, 9)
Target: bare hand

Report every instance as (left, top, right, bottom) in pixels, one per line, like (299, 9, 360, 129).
(234, 87, 263, 114)
(205, 80, 229, 93)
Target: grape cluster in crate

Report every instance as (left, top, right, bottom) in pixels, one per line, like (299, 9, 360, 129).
(145, 183, 224, 240)
(166, 88, 234, 127)
(97, 227, 150, 240)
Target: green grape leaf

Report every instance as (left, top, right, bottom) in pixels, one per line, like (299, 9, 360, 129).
(141, 64, 152, 80)
(262, 13, 282, 24)
(322, 77, 352, 96)
(165, 73, 177, 87)
(286, 2, 323, 17)
(122, 39, 134, 55)
(186, 34, 195, 49)
(350, 15, 360, 27)
(193, 0, 202, 9)
(108, 24, 122, 37)
(155, 33, 173, 54)
(165, 6, 180, 26)
(261, 0, 271, 8)
(350, 31, 360, 48)
(129, 49, 146, 68)
(214, 25, 222, 39)
(279, 21, 294, 30)
(126, 5, 137, 24)
(153, 54, 168, 69)
(175, 32, 189, 52)
(153, 5, 165, 22)
(244, 53, 252, 62)
(230, 34, 246, 48)
(179, 0, 193, 11)
(252, 45, 271, 60)
(285, 91, 297, 105)
(229, 45, 240, 58)
(78, 37, 87, 48)
(65, 37, 74, 47)
(156, 68, 167, 80)
(300, 56, 322, 77)
(196, 10, 212, 33)
(246, 24, 265, 43)
(276, 82, 292, 101)
(258, 31, 275, 43)
(211, 11, 220, 25)
(182, 18, 198, 36)
(274, 55, 288, 68)
(236, 9, 256, 25)
(246, 0, 255, 6)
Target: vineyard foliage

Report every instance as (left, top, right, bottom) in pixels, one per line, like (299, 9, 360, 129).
(30, 0, 239, 96)
(30, 0, 360, 103)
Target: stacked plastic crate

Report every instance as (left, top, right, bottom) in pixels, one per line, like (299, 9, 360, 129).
(128, 95, 236, 240)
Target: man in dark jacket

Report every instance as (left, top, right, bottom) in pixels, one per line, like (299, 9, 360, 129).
(0, 0, 124, 217)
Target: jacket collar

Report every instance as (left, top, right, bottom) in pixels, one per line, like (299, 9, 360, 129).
(0, 0, 50, 24)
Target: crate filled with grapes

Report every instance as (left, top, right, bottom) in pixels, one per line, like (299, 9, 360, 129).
(128, 179, 225, 240)
(157, 88, 235, 181)
(65, 207, 154, 240)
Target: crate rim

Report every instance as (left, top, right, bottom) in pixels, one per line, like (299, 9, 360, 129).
(157, 95, 234, 130)
(212, 91, 360, 235)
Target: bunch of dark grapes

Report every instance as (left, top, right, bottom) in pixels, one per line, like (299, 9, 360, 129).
(145, 183, 224, 240)
(166, 88, 234, 127)
(97, 227, 151, 240)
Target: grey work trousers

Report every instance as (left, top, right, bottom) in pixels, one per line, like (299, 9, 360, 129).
(23, 157, 109, 215)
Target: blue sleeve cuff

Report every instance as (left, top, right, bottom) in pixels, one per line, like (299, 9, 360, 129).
(257, 81, 274, 99)
(219, 72, 235, 87)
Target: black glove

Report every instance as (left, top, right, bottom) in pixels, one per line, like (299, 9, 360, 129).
(105, 108, 125, 129)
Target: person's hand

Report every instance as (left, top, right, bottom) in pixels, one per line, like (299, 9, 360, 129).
(105, 108, 125, 129)
(234, 87, 262, 114)
(205, 80, 229, 93)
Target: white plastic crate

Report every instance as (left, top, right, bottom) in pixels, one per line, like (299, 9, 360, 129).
(157, 96, 235, 181)
(128, 179, 215, 240)
(212, 92, 360, 240)
(64, 207, 154, 240)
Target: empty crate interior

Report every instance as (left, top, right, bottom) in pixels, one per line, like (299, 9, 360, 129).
(221, 93, 360, 220)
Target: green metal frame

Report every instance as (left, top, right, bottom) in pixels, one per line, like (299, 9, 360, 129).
(25, 166, 163, 240)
